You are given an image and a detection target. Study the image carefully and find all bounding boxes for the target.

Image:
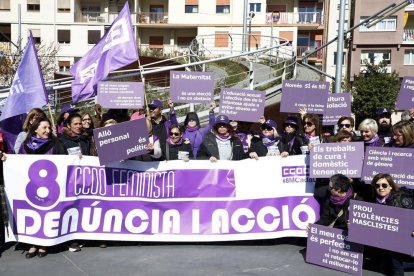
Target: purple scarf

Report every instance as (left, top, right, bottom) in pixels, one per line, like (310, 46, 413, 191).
(376, 193, 390, 204)
(261, 134, 278, 148)
(186, 125, 199, 132)
(216, 133, 231, 141)
(27, 136, 49, 151)
(365, 135, 380, 146)
(167, 137, 183, 146)
(330, 187, 353, 206)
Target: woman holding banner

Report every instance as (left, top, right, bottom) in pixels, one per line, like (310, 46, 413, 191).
(248, 119, 281, 159)
(164, 124, 193, 161)
(182, 102, 216, 158)
(197, 115, 246, 161)
(387, 120, 414, 148)
(371, 173, 414, 275)
(279, 116, 307, 157)
(14, 108, 46, 153)
(59, 113, 90, 156)
(19, 116, 65, 258)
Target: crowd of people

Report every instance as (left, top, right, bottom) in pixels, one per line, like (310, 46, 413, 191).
(0, 100, 413, 275)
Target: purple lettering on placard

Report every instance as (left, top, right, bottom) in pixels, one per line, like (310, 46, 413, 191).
(348, 200, 414, 256)
(281, 80, 329, 114)
(93, 118, 149, 165)
(396, 76, 414, 110)
(362, 147, 414, 189)
(310, 142, 364, 178)
(66, 167, 236, 198)
(170, 71, 215, 103)
(322, 93, 351, 126)
(219, 88, 265, 122)
(306, 224, 363, 275)
(12, 196, 319, 240)
(97, 81, 144, 109)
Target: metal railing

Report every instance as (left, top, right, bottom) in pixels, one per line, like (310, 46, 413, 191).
(403, 29, 414, 41)
(297, 46, 323, 59)
(265, 12, 323, 25)
(138, 12, 168, 24)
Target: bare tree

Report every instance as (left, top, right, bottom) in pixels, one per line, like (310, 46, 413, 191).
(0, 42, 59, 87)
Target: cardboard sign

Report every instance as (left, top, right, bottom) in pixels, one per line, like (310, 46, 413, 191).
(348, 200, 414, 256)
(170, 71, 215, 103)
(362, 147, 414, 189)
(219, 88, 265, 122)
(280, 80, 329, 114)
(309, 142, 364, 178)
(93, 118, 149, 165)
(97, 81, 144, 109)
(396, 76, 414, 110)
(307, 224, 364, 275)
(322, 93, 352, 126)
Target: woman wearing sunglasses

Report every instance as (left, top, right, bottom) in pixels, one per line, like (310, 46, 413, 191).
(248, 119, 281, 159)
(336, 116, 361, 141)
(197, 115, 247, 162)
(164, 124, 193, 161)
(279, 116, 307, 157)
(371, 173, 414, 275)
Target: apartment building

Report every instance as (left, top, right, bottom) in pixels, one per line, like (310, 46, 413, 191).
(348, 0, 414, 81)
(0, 0, 326, 74)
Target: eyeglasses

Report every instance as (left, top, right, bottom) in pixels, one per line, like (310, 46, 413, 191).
(285, 124, 296, 128)
(375, 183, 389, 189)
(338, 123, 351, 128)
(304, 122, 314, 127)
(170, 132, 181, 137)
(261, 127, 273, 131)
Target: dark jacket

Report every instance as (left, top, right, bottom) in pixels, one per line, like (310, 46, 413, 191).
(279, 132, 307, 155)
(59, 129, 90, 155)
(197, 132, 247, 160)
(164, 139, 194, 161)
(381, 188, 414, 209)
(151, 113, 178, 153)
(315, 193, 363, 229)
(248, 136, 281, 157)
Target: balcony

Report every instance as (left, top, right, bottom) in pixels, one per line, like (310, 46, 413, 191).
(138, 12, 168, 24)
(297, 46, 323, 60)
(266, 12, 323, 25)
(403, 29, 414, 43)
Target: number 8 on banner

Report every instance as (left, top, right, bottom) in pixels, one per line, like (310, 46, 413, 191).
(26, 160, 60, 208)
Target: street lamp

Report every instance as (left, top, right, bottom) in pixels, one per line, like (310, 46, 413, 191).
(248, 12, 255, 52)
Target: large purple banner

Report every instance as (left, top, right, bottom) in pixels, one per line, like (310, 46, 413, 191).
(306, 224, 364, 275)
(361, 147, 414, 188)
(280, 80, 329, 114)
(170, 71, 215, 103)
(396, 76, 414, 110)
(348, 200, 414, 256)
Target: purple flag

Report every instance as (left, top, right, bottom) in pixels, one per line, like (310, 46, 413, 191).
(70, 2, 138, 102)
(0, 33, 47, 121)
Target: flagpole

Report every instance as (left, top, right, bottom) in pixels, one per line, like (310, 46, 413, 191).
(47, 103, 55, 129)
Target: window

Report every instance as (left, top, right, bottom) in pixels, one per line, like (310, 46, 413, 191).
(57, 0, 70, 12)
(149, 36, 163, 49)
(216, 5, 230, 13)
(88, 30, 101, 44)
(333, 52, 346, 65)
(249, 3, 261, 12)
(58, 30, 70, 44)
(58, 61, 70, 72)
(361, 50, 391, 65)
(215, 32, 228, 47)
(185, 5, 198, 13)
(30, 29, 41, 44)
(404, 50, 414, 65)
(0, 0, 10, 10)
(27, 0, 40, 11)
(216, 0, 230, 13)
(360, 17, 397, 32)
(177, 37, 194, 47)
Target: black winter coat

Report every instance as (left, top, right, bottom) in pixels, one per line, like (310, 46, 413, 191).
(197, 133, 247, 160)
(59, 131, 90, 155)
(164, 140, 194, 161)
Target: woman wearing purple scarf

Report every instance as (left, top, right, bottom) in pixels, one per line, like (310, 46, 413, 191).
(164, 125, 194, 161)
(19, 117, 65, 258)
(182, 102, 216, 158)
(315, 174, 362, 229)
(358, 118, 384, 149)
